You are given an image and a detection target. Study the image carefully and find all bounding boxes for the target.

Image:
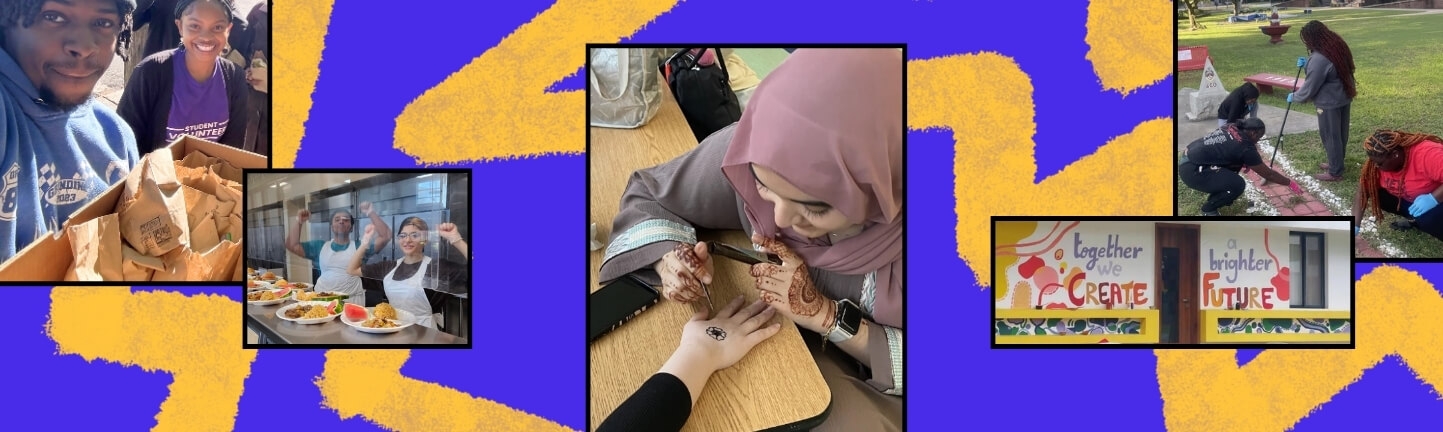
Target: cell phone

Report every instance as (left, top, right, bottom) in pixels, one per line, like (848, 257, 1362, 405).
(588, 274, 661, 343)
(710, 242, 782, 266)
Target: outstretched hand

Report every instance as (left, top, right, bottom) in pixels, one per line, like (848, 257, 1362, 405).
(749, 233, 834, 332)
(675, 297, 782, 373)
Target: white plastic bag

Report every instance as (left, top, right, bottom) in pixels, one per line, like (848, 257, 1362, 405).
(589, 48, 663, 129)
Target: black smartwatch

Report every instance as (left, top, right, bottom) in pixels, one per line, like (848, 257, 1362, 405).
(826, 299, 864, 343)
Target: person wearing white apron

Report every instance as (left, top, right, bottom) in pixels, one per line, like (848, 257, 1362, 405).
(286, 202, 393, 305)
(317, 240, 366, 306)
(349, 217, 471, 331)
(382, 255, 436, 328)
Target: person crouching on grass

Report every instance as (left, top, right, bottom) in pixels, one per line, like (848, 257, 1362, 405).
(1353, 130, 1443, 241)
(1179, 119, 1302, 216)
(1217, 82, 1259, 128)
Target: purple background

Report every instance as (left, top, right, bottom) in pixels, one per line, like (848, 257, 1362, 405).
(7, 1, 1432, 431)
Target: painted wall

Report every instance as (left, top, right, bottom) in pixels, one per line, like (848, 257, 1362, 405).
(1199, 225, 1291, 310)
(996, 221, 1155, 310)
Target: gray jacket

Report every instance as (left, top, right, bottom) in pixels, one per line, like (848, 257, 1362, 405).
(1293, 51, 1353, 110)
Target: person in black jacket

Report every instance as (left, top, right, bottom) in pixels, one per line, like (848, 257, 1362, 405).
(116, 0, 248, 155)
(597, 296, 783, 432)
(1216, 83, 1259, 128)
(1180, 118, 1301, 215)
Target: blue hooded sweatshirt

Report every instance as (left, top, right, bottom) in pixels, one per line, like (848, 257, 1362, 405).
(0, 47, 139, 263)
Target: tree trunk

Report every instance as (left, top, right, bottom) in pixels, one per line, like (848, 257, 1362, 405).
(1184, 0, 1205, 30)
(1233, 0, 1243, 16)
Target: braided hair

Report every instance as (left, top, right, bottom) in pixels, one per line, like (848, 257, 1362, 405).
(1301, 20, 1357, 99)
(0, 0, 134, 62)
(1360, 130, 1443, 224)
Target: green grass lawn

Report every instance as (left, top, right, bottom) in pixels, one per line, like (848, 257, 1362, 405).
(1177, 8, 1443, 258)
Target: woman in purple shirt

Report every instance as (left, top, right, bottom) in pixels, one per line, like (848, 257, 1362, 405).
(116, 0, 248, 156)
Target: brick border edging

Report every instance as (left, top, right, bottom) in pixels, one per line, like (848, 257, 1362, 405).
(1240, 170, 1383, 258)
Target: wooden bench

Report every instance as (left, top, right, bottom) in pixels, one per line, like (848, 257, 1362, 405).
(1244, 73, 1307, 95)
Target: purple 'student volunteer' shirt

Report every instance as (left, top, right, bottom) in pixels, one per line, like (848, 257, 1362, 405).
(166, 48, 229, 143)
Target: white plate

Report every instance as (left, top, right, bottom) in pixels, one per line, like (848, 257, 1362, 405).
(275, 301, 342, 324)
(246, 288, 293, 306)
(341, 306, 417, 334)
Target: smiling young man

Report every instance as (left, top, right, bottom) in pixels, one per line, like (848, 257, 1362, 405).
(0, 0, 140, 262)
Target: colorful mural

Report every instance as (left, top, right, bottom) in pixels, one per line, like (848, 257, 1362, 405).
(1216, 318, 1352, 334)
(995, 221, 1155, 309)
(1199, 227, 1291, 310)
(995, 318, 1143, 336)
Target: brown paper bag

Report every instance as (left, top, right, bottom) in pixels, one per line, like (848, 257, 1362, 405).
(209, 161, 243, 184)
(182, 185, 218, 231)
(221, 215, 244, 243)
(67, 214, 124, 281)
(152, 247, 211, 281)
(190, 212, 221, 253)
(122, 244, 163, 281)
(118, 152, 191, 256)
(174, 165, 208, 189)
(178, 149, 220, 169)
(201, 240, 242, 281)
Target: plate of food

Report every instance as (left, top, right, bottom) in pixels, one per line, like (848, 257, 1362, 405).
(258, 270, 280, 282)
(246, 288, 293, 305)
(276, 300, 343, 324)
(340, 303, 416, 334)
(296, 290, 348, 302)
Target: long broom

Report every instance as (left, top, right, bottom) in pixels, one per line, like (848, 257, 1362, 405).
(1268, 58, 1306, 167)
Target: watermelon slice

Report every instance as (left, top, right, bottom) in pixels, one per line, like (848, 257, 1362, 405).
(275, 288, 293, 298)
(329, 300, 343, 315)
(344, 303, 368, 321)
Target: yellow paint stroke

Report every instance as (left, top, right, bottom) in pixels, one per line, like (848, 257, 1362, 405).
(273, 0, 337, 168)
(393, 0, 682, 164)
(317, 350, 574, 431)
(910, 53, 1175, 288)
(46, 288, 258, 431)
(994, 221, 1039, 300)
(1085, 0, 1172, 95)
(1156, 265, 1443, 431)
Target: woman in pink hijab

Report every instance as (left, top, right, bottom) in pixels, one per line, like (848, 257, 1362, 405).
(599, 48, 903, 430)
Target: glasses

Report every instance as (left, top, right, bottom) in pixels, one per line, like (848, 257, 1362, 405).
(396, 232, 425, 241)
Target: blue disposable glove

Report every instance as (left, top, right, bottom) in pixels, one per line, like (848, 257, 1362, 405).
(1355, 226, 1360, 236)
(1410, 194, 1440, 217)
(1297, 56, 1307, 68)
(1286, 93, 1294, 103)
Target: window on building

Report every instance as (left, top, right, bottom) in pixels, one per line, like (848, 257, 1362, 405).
(1288, 232, 1326, 308)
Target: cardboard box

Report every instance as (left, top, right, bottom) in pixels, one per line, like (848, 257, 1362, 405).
(0, 136, 266, 282)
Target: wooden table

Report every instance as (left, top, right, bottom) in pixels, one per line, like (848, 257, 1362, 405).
(588, 78, 831, 431)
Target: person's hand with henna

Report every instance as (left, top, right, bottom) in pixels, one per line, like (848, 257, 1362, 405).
(596, 296, 782, 432)
(749, 232, 877, 368)
(653, 242, 714, 303)
(747, 233, 835, 333)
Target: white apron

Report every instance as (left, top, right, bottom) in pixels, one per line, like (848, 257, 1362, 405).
(384, 256, 436, 329)
(317, 240, 365, 306)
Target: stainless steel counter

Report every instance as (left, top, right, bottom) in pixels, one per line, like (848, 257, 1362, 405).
(246, 302, 467, 345)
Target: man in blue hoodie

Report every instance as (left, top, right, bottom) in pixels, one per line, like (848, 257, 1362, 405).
(0, 0, 140, 263)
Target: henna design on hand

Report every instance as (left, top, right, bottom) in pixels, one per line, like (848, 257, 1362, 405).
(706, 326, 727, 341)
(789, 268, 824, 318)
(673, 243, 707, 279)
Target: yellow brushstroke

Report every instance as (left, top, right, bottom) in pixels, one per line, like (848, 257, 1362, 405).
(1156, 265, 1443, 431)
(1086, 0, 1172, 95)
(912, 53, 1174, 288)
(46, 288, 257, 432)
(393, 0, 682, 164)
(317, 350, 574, 431)
(273, 0, 337, 168)
(995, 221, 1039, 300)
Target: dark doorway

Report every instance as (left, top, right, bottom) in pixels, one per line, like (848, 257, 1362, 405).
(1156, 224, 1201, 344)
(1160, 248, 1181, 343)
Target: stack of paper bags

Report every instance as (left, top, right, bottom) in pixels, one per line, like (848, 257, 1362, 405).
(63, 149, 245, 281)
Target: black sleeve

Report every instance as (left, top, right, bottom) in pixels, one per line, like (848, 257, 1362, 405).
(116, 58, 156, 155)
(1217, 92, 1244, 121)
(219, 60, 250, 149)
(1238, 142, 1265, 167)
(595, 373, 692, 432)
(361, 260, 397, 282)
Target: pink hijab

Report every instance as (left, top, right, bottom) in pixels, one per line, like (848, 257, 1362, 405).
(720, 49, 904, 328)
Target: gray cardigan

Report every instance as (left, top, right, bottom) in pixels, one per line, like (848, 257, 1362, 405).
(1292, 51, 1353, 110)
